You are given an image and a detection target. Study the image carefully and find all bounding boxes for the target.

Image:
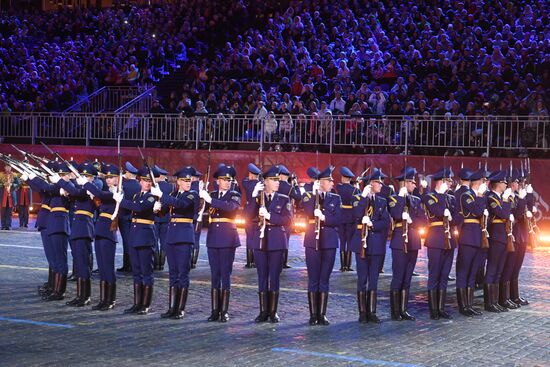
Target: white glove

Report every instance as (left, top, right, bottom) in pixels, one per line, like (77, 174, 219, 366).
(483, 209, 489, 217)
(388, 184, 395, 193)
(153, 201, 162, 213)
(402, 212, 411, 222)
(361, 184, 372, 198)
(518, 188, 527, 199)
(509, 214, 515, 223)
(252, 182, 264, 198)
(20, 173, 29, 181)
(436, 182, 449, 194)
(199, 189, 212, 203)
(502, 188, 513, 200)
(362, 215, 373, 227)
(314, 208, 325, 221)
(477, 183, 487, 196)
(398, 186, 407, 197)
(28, 172, 37, 180)
(532, 206, 538, 213)
(86, 190, 94, 200)
(49, 174, 61, 184)
(526, 211, 533, 218)
(150, 186, 163, 198)
(113, 192, 123, 203)
(198, 181, 204, 191)
(420, 179, 428, 189)
(443, 208, 452, 221)
(59, 188, 68, 196)
(76, 176, 87, 186)
(109, 186, 117, 194)
(312, 180, 320, 194)
(299, 186, 306, 195)
(526, 184, 533, 194)
(259, 206, 271, 220)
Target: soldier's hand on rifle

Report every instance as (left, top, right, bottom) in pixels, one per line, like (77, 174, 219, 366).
(314, 208, 325, 221)
(532, 206, 538, 213)
(259, 207, 270, 220)
(150, 186, 163, 198)
(398, 186, 407, 197)
(477, 183, 487, 196)
(20, 173, 28, 182)
(76, 176, 87, 186)
(443, 208, 452, 221)
(361, 184, 372, 198)
(503, 188, 513, 200)
(402, 211, 412, 224)
(49, 174, 61, 184)
(109, 186, 117, 194)
(153, 201, 162, 213)
(483, 209, 489, 217)
(299, 186, 306, 195)
(518, 188, 527, 199)
(526, 184, 533, 194)
(312, 180, 320, 194)
(420, 179, 428, 189)
(509, 214, 515, 223)
(388, 184, 395, 193)
(199, 189, 212, 203)
(526, 210, 533, 218)
(362, 215, 373, 227)
(113, 192, 123, 203)
(252, 182, 264, 198)
(86, 191, 94, 200)
(59, 188, 68, 197)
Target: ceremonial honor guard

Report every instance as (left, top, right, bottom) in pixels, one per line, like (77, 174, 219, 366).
(302, 166, 341, 325)
(82, 164, 121, 311)
(190, 169, 203, 269)
(246, 166, 292, 323)
(350, 168, 390, 323)
(117, 162, 141, 273)
(151, 166, 199, 319)
(422, 167, 457, 319)
(57, 163, 98, 307)
(336, 167, 360, 272)
(303, 167, 320, 192)
(455, 168, 487, 316)
(242, 163, 262, 268)
(18, 179, 31, 228)
(277, 165, 302, 268)
(153, 165, 174, 270)
(0, 165, 19, 230)
(484, 170, 513, 313)
(388, 167, 426, 321)
(199, 164, 241, 322)
(113, 167, 159, 315)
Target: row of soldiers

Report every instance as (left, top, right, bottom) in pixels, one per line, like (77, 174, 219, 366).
(12, 156, 534, 324)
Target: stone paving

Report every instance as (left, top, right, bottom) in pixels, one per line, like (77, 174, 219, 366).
(0, 220, 549, 367)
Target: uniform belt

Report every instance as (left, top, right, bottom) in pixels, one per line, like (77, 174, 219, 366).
(50, 207, 69, 213)
(99, 213, 113, 220)
(429, 221, 444, 227)
(394, 223, 403, 228)
(210, 218, 234, 223)
(464, 219, 480, 224)
(41, 204, 51, 211)
(356, 224, 363, 229)
(171, 218, 193, 223)
(132, 218, 154, 225)
(492, 219, 505, 224)
(308, 219, 317, 224)
(74, 210, 94, 218)
(341, 205, 353, 209)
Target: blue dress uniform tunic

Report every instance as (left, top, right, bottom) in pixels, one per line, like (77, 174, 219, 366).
(335, 182, 360, 252)
(246, 192, 292, 292)
(191, 179, 202, 251)
(501, 191, 526, 283)
(119, 176, 141, 268)
(154, 179, 174, 256)
(350, 194, 390, 292)
(242, 177, 260, 250)
(28, 177, 55, 272)
(485, 191, 511, 284)
(160, 189, 199, 288)
(277, 179, 301, 243)
(302, 191, 342, 292)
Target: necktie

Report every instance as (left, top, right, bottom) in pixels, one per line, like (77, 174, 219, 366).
(266, 194, 272, 206)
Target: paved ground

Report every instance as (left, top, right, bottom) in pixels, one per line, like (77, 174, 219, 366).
(0, 218, 549, 367)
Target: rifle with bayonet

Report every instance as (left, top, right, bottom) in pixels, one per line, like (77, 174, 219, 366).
(40, 142, 82, 179)
(110, 136, 123, 231)
(196, 138, 212, 231)
(505, 161, 515, 253)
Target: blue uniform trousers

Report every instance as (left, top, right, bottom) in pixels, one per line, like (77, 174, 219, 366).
(207, 247, 236, 290)
(338, 223, 355, 252)
(305, 247, 336, 292)
(390, 249, 418, 290)
(253, 249, 284, 292)
(166, 243, 192, 288)
(485, 241, 507, 284)
(427, 248, 454, 290)
(50, 233, 68, 275)
(129, 245, 154, 285)
(71, 238, 92, 279)
(356, 254, 384, 292)
(41, 230, 54, 268)
(118, 218, 132, 259)
(154, 222, 168, 253)
(95, 238, 116, 283)
(456, 245, 483, 288)
(511, 241, 527, 280)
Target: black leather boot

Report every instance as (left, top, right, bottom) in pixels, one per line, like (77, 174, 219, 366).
(172, 287, 188, 319)
(191, 248, 199, 269)
(137, 285, 153, 315)
(318, 292, 330, 325)
(339, 251, 346, 272)
(511, 278, 529, 306)
(254, 292, 269, 322)
(493, 283, 508, 312)
(466, 286, 482, 315)
(499, 281, 519, 309)
(358, 291, 368, 323)
(207, 288, 220, 321)
(100, 282, 116, 311)
(219, 289, 230, 322)
(38, 268, 54, 296)
(66, 277, 82, 306)
(438, 289, 452, 319)
(161, 286, 177, 318)
(158, 250, 166, 271)
(428, 290, 439, 320)
(283, 249, 291, 269)
(346, 251, 354, 271)
(457, 288, 474, 316)
(400, 288, 416, 321)
(75, 278, 91, 307)
(124, 283, 143, 314)
(269, 291, 280, 323)
(390, 289, 402, 321)
(153, 251, 160, 271)
(245, 249, 254, 268)
(308, 292, 318, 325)
(46, 273, 67, 301)
(485, 284, 501, 313)
(92, 280, 106, 310)
(367, 290, 382, 323)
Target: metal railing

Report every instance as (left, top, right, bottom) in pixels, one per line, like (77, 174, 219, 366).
(63, 86, 152, 113)
(0, 113, 548, 155)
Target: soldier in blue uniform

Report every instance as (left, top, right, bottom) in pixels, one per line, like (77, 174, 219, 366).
(336, 167, 359, 272)
(245, 166, 292, 323)
(303, 167, 320, 192)
(455, 168, 487, 316)
(350, 168, 390, 323)
(242, 163, 262, 269)
(153, 165, 174, 271)
(301, 166, 341, 325)
(277, 165, 301, 268)
(422, 167, 457, 320)
(199, 164, 241, 322)
(484, 170, 513, 313)
(57, 163, 98, 307)
(113, 167, 159, 315)
(117, 162, 141, 273)
(388, 166, 427, 321)
(151, 166, 199, 319)
(191, 169, 203, 269)
(80, 164, 120, 311)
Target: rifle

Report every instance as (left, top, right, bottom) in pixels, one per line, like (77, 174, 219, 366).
(40, 142, 82, 179)
(0, 153, 46, 180)
(195, 138, 212, 231)
(10, 145, 53, 177)
(442, 155, 451, 250)
(505, 161, 515, 252)
(360, 163, 373, 259)
(523, 158, 539, 248)
(110, 136, 123, 231)
(314, 180, 321, 251)
(258, 173, 267, 251)
(480, 160, 490, 249)
(420, 157, 426, 194)
(402, 151, 409, 254)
